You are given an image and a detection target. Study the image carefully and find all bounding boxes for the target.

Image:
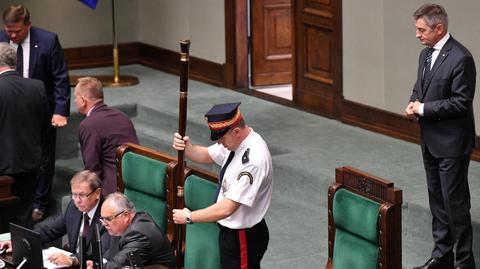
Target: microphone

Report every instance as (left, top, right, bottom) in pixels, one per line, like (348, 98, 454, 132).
(92, 224, 103, 269)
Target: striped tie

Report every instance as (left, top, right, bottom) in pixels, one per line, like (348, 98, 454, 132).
(422, 48, 434, 88)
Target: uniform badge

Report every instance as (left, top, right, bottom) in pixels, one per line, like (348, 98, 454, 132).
(237, 171, 253, 184)
(242, 148, 250, 164)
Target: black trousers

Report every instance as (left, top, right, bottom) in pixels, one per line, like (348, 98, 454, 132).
(423, 147, 475, 268)
(218, 219, 269, 269)
(34, 125, 57, 211)
(9, 171, 37, 229)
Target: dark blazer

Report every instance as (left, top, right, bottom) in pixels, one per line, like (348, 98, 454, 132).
(410, 36, 476, 158)
(78, 103, 138, 195)
(0, 26, 70, 116)
(35, 197, 111, 258)
(0, 70, 49, 174)
(104, 212, 176, 269)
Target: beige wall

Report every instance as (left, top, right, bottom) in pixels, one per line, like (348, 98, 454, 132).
(0, 0, 138, 47)
(137, 0, 225, 63)
(343, 0, 480, 131)
(0, 0, 225, 63)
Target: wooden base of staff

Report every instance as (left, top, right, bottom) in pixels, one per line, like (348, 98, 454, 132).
(69, 75, 139, 88)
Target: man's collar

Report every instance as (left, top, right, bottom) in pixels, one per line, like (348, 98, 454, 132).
(433, 32, 450, 50)
(0, 68, 15, 75)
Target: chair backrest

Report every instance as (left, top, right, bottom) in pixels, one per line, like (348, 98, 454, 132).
(326, 166, 402, 269)
(332, 188, 380, 269)
(183, 167, 221, 269)
(116, 143, 176, 234)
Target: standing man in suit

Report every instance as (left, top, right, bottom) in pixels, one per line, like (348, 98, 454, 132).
(0, 42, 49, 229)
(75, 77, 138, 195)
(88, 192, 176, 269)
(405, 4, 476, 269)
(0, 170, 111, 268)
(1, 5, 71, 223)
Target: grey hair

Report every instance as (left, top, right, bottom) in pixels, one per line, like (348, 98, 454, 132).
(413, 3, 448, 31)
(105, 192, 136, 214)
(0, 42, 17, 67)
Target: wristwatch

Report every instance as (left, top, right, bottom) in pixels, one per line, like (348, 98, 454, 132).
(185, 211, 193, 224)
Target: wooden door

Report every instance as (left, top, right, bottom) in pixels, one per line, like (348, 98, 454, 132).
(251, 0, 292, 87)
(293, 0, 342, 117)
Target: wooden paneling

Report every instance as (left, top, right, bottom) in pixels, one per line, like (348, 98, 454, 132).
(340, 99, 480, 161)
(251, 0, 292, 86)
(64, 43, 138, 69)
(341, 99, 421, 144)
(293, 0, 342, 118)
(64, 42, 226, 87)
(224, 0, 248, 89)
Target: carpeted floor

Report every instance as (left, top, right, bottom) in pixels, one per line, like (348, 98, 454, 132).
(40, 64, 480, 268)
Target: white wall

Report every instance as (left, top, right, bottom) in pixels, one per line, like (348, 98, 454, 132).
(343, 0, 480, 131)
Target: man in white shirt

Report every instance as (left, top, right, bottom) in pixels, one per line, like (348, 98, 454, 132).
(172, 102, 273, 269)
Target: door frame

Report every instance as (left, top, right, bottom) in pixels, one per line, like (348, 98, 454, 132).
(224, 0, 343, 116)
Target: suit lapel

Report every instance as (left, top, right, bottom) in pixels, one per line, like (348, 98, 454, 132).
(70, 210, 83, 251)
(421, 37, 453, 99)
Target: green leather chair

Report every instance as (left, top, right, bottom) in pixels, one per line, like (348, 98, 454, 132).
(331, 188, 380, 268)
(116, 143, 176, 234)
(325, 166, 402, 269)
(183, 170, 221, 269)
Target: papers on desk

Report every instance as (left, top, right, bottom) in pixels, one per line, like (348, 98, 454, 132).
(42, 247, 73, 269)
(0, 233, 10, 242)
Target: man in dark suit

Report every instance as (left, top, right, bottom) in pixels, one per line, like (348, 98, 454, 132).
(405, 4, 476, 269)
(75, 77, 138, 196)
(0, 42, 49, 229)
(1, 5, 71, 222)
(0, 170, 111, 268)
(89, 192, 176, 269)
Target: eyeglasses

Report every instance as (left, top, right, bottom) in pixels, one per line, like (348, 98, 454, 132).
(99, 210, 125, 223)
(71, 188, 98, 201)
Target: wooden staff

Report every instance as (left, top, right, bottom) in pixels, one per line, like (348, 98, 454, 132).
(174, 39, 190, 268)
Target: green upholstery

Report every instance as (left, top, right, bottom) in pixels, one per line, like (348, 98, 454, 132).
(121, 151, 168, 233)
(183, 174, 221, 269)
(332, 188, 380, 269)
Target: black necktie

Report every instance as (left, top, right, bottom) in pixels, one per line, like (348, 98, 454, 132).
(215, 151, 235, 199)
(422, 48, 434, 87)
(16, 43, 23, 76)
(82, 213, 90, 237)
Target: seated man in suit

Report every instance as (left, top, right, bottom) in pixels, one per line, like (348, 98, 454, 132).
(0, 170, 111, 267)
(88, 192, 176, 269)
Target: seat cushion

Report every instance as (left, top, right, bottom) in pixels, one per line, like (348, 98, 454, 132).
(332, 229, 378, 269)
(333, 188, 380, 244)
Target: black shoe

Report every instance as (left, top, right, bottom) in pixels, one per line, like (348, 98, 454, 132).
(32, 208, 45, 223)
(413, 257, 454, 269)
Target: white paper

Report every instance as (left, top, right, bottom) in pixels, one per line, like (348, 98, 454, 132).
(0, 233, 10, 242)
(42, 247, 73, 269)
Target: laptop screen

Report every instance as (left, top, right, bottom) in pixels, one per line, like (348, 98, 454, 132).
(10, 223, 43, 269)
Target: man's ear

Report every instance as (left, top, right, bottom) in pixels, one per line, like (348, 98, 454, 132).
(435, 23, 445, 35)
